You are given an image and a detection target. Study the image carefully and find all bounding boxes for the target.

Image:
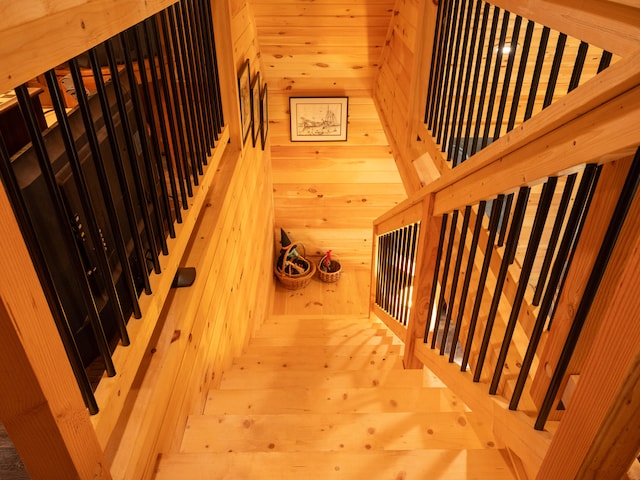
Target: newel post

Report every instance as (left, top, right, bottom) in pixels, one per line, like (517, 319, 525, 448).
(403, 193, 442, 369)
(0, 184, 111, 479)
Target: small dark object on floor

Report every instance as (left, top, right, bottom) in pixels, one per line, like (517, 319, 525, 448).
(172, 267, 196, 288)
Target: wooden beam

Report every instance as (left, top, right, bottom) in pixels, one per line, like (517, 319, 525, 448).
(0, 0, 179, 92)
(489, 0, 640, 57)
(537, 155, 640, 479)
(0, 181, 110, 479)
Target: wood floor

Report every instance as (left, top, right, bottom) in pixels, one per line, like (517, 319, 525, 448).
(0, 423, 29, 480)
(154, 267, 516, 479)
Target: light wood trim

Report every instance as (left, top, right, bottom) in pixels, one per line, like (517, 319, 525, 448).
(90, 128, 229, 449)
(403, 194, 439, 369)
(537, 165, 640, 479)
(0, 179, 110, 479)
(372, 305, 408, 344)
(529, 157, 632, 412)
(489, 0, 640, 57)
(0, 0, 179, 93)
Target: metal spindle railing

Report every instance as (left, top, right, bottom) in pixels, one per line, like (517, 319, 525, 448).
(375, 222, 420, 327)
(0, 0, 224, 413)
(425, 0, 616, 167)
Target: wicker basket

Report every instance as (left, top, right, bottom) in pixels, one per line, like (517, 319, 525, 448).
(317, 254, 342, 283)
(275, 242, 316, 289)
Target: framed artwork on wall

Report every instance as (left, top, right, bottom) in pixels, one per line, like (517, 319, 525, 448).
(237, 59, 251, 144)
(289, 96, 348, 142)
(260, 83, 268, 150)
(251, 71, 261, 148)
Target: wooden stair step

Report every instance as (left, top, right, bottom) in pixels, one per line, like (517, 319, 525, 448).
(239, 342, 403, 359)
(254, 321, 388, 338)
(155, 450, 516, 479)
(231, 345, 403, 371)
(219, 367, 434, 390)
(204, 386, 468, 415)
(180, 411, 498, 453)
(248, 329, 394, 347)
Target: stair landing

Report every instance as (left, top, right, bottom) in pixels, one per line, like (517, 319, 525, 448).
(154, 314, 516, 479)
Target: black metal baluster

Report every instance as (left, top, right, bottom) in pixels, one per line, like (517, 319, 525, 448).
(158, 12, 195, 195)
(507, 20, 534, 132)
(397, 226, 410, 325)
(450, 201, 486, 363)
(393, 229, 403, 319)
(492, 14, 521, 140)
(490, 178, 557, 394)
(473, 187, 529, 382)
(535, 148, 640, 430)
(404, 223, 420, 325)
(427, 0, 451, 129)
(175, 2, 206, 172)
(597, 50, 613, 73)
(460, 2, 490, 162)
(439, 0, 468, 150)
(542, 33, 567, 109)
(481, 9, 510, 147)
(432, 0, 457, 137)
(567, 41, 588, 93)
(424, 214, 448, 343)
(440, 206, 471, 356)
(533, 174, 577, 305)
(167, 6, 201, 182)
(15, 84, 116, 377)
(198, 0, 224, 134)
(104, 39, 161, 274)
(44, 69, 130, 348)
(88, 48, 152, 295)
(425, 0, 446, 126)
(380, 233, 391, 312)
(547, 166, 602, 328)
(0, 135, 99, 414)
(131, 25, 176, 238)
(450, 0, 482, 165)
(497, 192, 513, 247)
(144, 17, 189, 216)
(524, 26, 550, 121)
(511, 166, 598, 410)
(432, 210, 459, 349)
(461, 194, 503, 372)
(117, 34, 168, 257)
(470, 6, 500, 155)
(68, 59, 142, 320)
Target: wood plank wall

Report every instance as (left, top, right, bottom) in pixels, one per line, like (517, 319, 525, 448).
(251, 0, 408, 269)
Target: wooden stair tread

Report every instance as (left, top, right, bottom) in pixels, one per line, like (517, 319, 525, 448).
(254, 322, 388, 337)
(155, 450, 516, 479)
(240, 342, 403, 358)
(204, 386, 468, 415)
(180, 411, 499, 452)
(231, 345, 403, 371)
(248, 329, 395, 346)
(218, 367, 440, 390)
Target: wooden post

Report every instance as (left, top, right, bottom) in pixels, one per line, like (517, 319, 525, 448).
(537, 161, 640, 479)
(0, 185, 110, 479)
(403, 193, 441, 369)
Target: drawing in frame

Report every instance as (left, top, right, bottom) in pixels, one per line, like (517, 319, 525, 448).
(289, 96, 348, 142)
(260, 83, 268, 150)
(251, 71, 261, 148)
(238, 59, 251, 144)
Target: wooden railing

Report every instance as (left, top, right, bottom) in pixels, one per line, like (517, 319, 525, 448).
(372, 42, 640, 476)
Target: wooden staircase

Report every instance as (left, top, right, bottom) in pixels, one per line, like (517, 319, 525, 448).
(154, 315, 516, 479)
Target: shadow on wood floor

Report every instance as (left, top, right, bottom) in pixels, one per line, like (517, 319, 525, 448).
(0, 422, 29, 479)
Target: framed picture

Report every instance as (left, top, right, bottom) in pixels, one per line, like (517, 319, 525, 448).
(260, 83, 268, 150)
(237, 59, 251, 144)
(289, 96, 348, 142)
(251, 71, 261, 148)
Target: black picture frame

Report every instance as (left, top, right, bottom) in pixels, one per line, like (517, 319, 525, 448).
(237, 59, 251, 144)
(250, 71, 261, 148)
(260, 83, 268, 150)
(289, 96, 349, 142)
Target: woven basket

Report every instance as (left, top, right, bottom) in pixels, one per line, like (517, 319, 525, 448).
(275, 242, 316, 289)
(317, 254, 342, 283)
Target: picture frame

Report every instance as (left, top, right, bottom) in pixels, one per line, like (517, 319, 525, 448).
(251, 71, 261, 148)
(260, 83, 268, 150)
(289, 96, 348, 142)
(237, 59, 251, 144)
